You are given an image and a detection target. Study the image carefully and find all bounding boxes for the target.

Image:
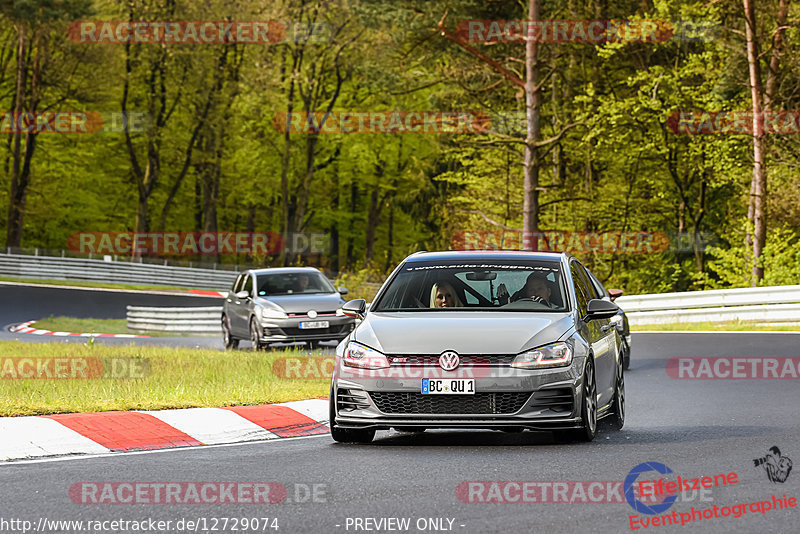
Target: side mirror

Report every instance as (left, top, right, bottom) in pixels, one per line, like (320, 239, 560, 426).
(341, 298, 366, 319)
(338, 286, 349, 295)
(608, 288, 624, 302)
(235, 290, 250, 300)
(585, 299, 620, 321)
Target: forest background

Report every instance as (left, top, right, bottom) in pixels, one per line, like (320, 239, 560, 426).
(2, 0, 799, 295)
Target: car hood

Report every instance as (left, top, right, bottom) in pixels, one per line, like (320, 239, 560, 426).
(354, 312, 574, 354)
(255, 293, 345, 314)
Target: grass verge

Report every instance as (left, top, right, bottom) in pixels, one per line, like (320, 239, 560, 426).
(631, 321, 800, 332)
(29, 316, 200, 337)
(0, 341, 330, 416)
(0, 275, 222, 293)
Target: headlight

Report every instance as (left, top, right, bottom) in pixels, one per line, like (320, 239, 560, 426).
(343, 341, 390, 369)
(256, 305, 287, 321)
(336, 308, 345, 317)
(511, 342, 572, 369)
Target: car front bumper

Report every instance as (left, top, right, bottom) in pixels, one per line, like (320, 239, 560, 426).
(256, 316, 355, 343)
(332, 362, 587, 431)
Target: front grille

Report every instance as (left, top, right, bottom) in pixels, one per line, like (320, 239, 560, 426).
(532, 387, 574, 413)
(281, 324, 349, 337)
(387, 354, 515, 365)
(369, 392, 531, 415)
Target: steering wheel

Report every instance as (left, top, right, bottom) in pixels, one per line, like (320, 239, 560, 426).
(517, 295, 549, 306)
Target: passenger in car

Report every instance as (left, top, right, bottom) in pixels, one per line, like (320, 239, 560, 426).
(430, 282, 463, 308)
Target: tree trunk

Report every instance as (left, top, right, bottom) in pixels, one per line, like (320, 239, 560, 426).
(329, 159, 340, 273)
(6, 26, 27, 247)
(346, 179, 357, 269)
(364, 188, 380, 267)
(194, 176, 203, 230)
(522, 0, 541, 250)
(743, 0, 767, 284)
(385, 197, 394, 271)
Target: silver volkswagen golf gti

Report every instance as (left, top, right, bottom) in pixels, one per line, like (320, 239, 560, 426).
(330, 251, 625, 443)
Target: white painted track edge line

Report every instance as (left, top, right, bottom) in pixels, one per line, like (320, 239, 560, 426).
(0, 433, 331, 466)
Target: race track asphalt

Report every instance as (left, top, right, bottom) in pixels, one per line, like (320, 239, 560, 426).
(2, 332, 799, 533)
(0, 283, 221, 348)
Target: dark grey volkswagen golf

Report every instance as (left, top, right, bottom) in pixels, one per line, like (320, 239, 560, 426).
(330, 251, 625, 443)
(222, 267, 355, 349)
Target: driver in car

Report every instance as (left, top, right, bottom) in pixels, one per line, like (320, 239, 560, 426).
(497, 272, 553, 307)
(294, 274, 310, 293)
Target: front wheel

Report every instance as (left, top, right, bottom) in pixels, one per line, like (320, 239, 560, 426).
(605, 353, 625, 431)
(555, 358, 597, 443)
(329, 389, 375, 444)
(249, 319, 263, 351)
(622, 338, 631, 370)
(222, 316, 238, 350)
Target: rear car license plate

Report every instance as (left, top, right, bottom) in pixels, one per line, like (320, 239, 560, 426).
(299, 320, 329, 329)
(421, 378, 475, 395)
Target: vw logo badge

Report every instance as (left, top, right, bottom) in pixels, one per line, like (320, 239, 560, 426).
(439, 351, 460, 371)
(308, 310, 317, 318)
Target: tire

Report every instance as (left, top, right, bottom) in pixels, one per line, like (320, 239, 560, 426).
(222, 316, 238, 350)
(606, 352, 625, 431)
(329, 388, 375, 444)
(622, 338, 631, 370)
(555, 358, 597, 443)
(249, 318, 263, 351)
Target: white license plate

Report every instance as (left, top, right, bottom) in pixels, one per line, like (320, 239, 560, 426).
(421, 378, 475, 395)
(299, 320, 329, 329)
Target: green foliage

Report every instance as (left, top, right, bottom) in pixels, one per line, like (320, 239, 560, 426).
(334, 267, 390, 302)
(0, 0, 798, 294)
(705, 226, 800, 288)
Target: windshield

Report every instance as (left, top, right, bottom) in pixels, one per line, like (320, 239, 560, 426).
(372, 260, 569, 312)
(255, 271, 336, 296)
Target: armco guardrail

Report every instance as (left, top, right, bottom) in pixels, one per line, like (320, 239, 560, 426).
(0, 253, 238, 290)
(127, 306, 222, 333)
(616, 285, 800, 325)
(128, 286, 800, 335)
